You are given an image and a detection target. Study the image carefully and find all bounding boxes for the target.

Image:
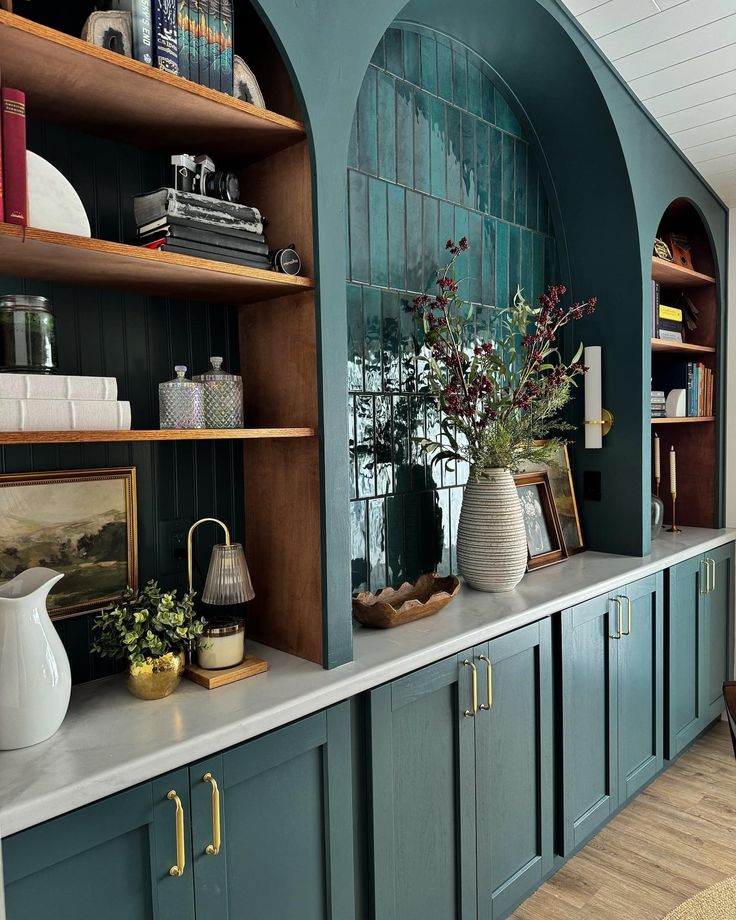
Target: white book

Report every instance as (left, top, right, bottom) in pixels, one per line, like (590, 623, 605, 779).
(0, 398, 131, 431)
(657, 330, 683, 344)
(0, 374, 118, 401)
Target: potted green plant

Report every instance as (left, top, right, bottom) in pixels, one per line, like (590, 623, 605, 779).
(411, 237, 597, 592)
(92, 581, 205, 699)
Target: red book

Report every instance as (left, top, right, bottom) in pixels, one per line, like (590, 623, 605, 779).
(2, 88, 26, 227)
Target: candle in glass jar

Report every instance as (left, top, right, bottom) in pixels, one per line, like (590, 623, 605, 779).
(654, 433, 660, 481)
(197, 618, 245, 670)
(669, 446, 676, 494)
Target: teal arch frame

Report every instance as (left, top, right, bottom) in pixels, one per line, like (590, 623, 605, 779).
(246, 0, 728, 667)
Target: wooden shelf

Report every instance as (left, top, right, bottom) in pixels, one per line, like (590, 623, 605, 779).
(651, 339, 716, 355)
(651, 417, 715, 425)
(0, 428, 315, 444)
(652, 257, 716, 288)
(0, 11, 305, 159)
(0, 223, 313, 303)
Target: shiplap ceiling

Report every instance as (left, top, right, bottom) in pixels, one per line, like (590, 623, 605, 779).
(559, 0, 736, 207)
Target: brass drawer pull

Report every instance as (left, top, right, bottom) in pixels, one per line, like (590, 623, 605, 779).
(463, 660, 478, 717)
(477, 655, 492, 711)
(203, 773, 221, 856)
(167, 790, 186, 877)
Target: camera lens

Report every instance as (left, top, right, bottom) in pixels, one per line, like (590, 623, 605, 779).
(204, 170, 240, 203)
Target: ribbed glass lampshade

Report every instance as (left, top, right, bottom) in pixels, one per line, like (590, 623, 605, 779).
(201, 543, 255, 605)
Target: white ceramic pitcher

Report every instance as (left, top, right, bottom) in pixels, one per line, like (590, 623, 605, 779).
(0, 568, 71, 750)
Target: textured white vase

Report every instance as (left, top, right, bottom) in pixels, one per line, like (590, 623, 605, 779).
(457, 469, 528, 592)
(0, 567, 71, 750)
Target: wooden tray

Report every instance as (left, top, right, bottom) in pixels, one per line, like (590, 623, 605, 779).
(185, 655, 268, 689)
(353, 573, 460, 629)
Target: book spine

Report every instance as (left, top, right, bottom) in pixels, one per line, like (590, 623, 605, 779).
(0, 374, 118, 400)
(654, 281, 660, 337)
(2, 88, 26, 227)
(219, 0, 233, 95)
(686, 363, 694, 417)
(112, 0, 153, 65)
(153, 0, 179, 74)
(0, 67, 4, 223)
(199, 0, 217, 89)
(0, 399, 131, 431)
(196, 0, 209, 87)
(177, 0, 191, 79)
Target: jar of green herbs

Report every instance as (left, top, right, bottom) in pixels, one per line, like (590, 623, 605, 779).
(0, 295, 58, 373)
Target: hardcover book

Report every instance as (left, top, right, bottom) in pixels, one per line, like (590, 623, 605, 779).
(111, 0, 153, 65)
(134, 188, 263, 232)
(189, 0, 203, 82)
(218, 0, 234, 94)
(138, 223, 268, 255)
(0, 398, 131, 431)
(137, 215, 265, 243)
(153, 0, 179, 74)
(177, 0, 191, 79)
(197, 0, 219, 89)
(0, 374, 118, 400)
(145, 238, 270, 269)
(1, 88, 26, 227)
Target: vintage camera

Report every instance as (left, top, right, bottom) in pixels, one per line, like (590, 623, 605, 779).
(170, 154, 240, 203)
(269, 244, 301, 276)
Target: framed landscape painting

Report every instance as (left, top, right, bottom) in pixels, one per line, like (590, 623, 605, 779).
(0, 467, 138, 619)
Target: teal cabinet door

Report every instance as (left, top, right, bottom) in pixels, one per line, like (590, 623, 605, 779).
(474, 620, 553, 920)
(368, 653, 478, 920)
(561, 593, 619, 854)
(667, 553, 705, 757)
(614, 573, 663, 803)
(3, 770, 195, 920)
(702, 543, 734, 724)
(189, 703, 355, 920)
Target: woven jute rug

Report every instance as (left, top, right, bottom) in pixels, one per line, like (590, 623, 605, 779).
(664, 877, 736, 919)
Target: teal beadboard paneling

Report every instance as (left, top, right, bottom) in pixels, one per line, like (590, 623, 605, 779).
(347, 24, 557, 594)
(0, 120, 244, 683)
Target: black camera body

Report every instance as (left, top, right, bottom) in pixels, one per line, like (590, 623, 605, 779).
(171, 154, 240, 203)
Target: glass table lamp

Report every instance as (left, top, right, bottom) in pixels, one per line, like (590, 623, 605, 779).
(187, 517, 255, 605)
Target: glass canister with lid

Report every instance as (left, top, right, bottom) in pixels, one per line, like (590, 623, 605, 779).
(194, 356, 244, 428)
(159, 365, 205, 429)
(0, 295, 58, 373)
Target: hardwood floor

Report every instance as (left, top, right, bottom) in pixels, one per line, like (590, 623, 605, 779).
(513, 723, 736, 920)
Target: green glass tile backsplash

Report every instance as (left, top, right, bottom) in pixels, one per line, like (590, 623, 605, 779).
(347, 24, 558, 595)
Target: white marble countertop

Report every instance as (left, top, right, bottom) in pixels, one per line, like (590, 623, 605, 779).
(0, 526, 733, 839)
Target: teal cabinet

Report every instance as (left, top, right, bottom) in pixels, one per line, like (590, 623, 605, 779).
(2, 704, 354, 920)
(3, 770, 195, 920)
(190, 704, 355, 920)
(367, 619, 553, 920)
(667, 543, 734, 758)
(561, 573, 663, 854)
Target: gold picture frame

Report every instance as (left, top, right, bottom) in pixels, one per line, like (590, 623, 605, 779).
(514, 471, 568, 570)
(0, 467, 138, 620)
(519, 442, 584, 554)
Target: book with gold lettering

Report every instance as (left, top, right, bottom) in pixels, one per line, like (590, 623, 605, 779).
(1, 88, 26, 227)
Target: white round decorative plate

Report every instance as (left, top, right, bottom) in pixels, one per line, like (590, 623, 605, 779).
(27, 151, 91, 237)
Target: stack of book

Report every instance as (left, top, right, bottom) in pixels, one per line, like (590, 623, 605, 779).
(651, 282, 684, 343)
(111, 1, 234, 94)
(0, 374, 130, 431)
(133, 188, 270, 269)
(651, 389, 666, 419)
(652, 362, 715, 419)
(0, 80, 27, 228)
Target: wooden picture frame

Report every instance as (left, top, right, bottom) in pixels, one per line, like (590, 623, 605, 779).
(519, 442, 584, 554)
(0, 467, 138, 619)
(514, 471, 568, 570)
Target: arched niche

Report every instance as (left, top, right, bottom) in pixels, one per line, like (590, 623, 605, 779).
(651, 198, 722, 530)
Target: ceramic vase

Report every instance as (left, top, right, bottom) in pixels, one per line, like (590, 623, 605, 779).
(456, 469, 528, 592)
(127, 651, 186, 700)
(0, 567, 71, 750)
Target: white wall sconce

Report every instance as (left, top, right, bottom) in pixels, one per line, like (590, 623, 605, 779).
(584, 346, 613, 448)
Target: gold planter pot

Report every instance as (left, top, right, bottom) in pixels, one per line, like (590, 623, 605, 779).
(127, 651, 186, 700)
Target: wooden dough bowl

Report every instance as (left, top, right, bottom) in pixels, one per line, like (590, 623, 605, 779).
(352, 573, 461, 629)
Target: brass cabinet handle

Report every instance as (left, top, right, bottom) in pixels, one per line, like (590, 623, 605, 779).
(203, 773, 221, 856)
(610, 598, 623, 640)
(701, 559, 710, 594)
(463, 660, 478, 718)
(477, 655, 492, 711)
(167, 790, 186, 877)
(617, 596, 632, 637)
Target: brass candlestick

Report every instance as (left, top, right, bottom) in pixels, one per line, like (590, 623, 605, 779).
(667, 492, 682, 533)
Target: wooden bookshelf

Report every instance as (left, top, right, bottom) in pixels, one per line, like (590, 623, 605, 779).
(651, 257, 716, 288)
(0, 223, 312, 304)
(651, 339, 716, 355)
(650, 417, 714, 425)
(0, 10, 305, 159)
(0, 428, 316, 444)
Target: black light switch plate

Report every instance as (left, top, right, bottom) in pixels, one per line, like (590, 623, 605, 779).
(583, 471, 602, 502)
